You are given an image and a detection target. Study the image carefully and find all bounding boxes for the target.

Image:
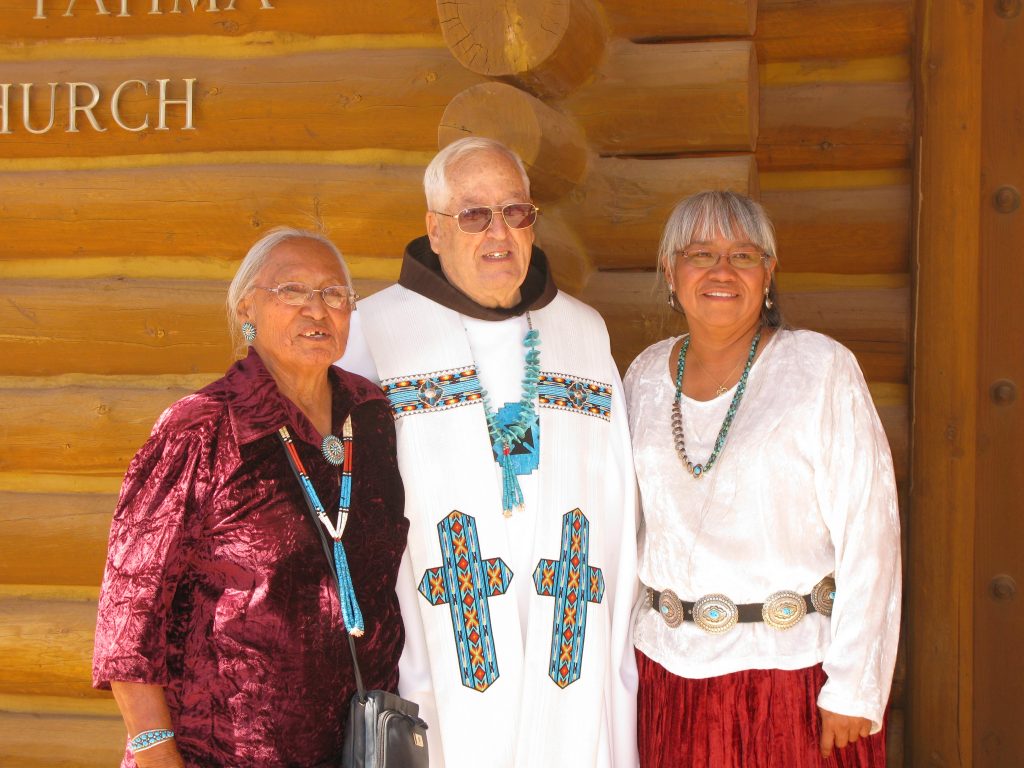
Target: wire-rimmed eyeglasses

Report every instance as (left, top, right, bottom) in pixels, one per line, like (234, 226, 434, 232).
(432, 203, 540, 234)
(257, 282, 358, 310)
(676, 248, 770, 270)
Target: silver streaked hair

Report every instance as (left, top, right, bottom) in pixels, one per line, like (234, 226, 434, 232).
(225, 226, 352, 351)
(658, 191, 783, 327)
(423, 137, 531, 210)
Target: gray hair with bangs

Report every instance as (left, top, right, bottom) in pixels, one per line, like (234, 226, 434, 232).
(658, 191, 783, 327)
(226, 226, 352, 353)
(423, 137, 531, 211)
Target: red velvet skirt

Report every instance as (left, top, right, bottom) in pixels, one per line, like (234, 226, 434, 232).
(636, 650, 886, 768)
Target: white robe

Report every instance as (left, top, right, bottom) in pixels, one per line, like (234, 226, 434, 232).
(340, 287, 640, 768)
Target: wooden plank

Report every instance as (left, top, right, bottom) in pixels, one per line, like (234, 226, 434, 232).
(601, 0, 756, 39)
(563, 40, 758, 154)
(0, 591, 102, 699)
(0, 163, 426, 264)
(556, 155, 758, 271)
(0, 710, 124, 768)
(0, 279, 234, 376)
(909, 0, 983, 764)
(0, 49, 482, 158)
(580, 269, 910, 385)
(0, 492, 115, 586)
(0, 0, 438, 40)
(758, 80, 912, 171)
(0, 376, 198, 477)
(761, 184, 911, 274)
(757, 0, 913, 62)
(974, 1, 1024, 763)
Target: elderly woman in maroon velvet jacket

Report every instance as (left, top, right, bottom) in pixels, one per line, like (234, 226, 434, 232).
(93, 228, 408, 768)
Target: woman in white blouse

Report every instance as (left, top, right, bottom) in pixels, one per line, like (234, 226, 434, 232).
(625, 191, 901, 767)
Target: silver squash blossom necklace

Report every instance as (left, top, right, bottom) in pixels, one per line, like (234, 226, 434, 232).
(671, 329, 762, 478)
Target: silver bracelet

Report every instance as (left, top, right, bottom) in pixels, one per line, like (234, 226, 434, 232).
(129, 728, 175, 753)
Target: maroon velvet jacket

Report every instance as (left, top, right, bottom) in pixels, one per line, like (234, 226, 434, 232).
(93, 349, 408, 767)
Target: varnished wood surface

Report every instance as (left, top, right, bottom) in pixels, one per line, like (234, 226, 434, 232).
(908, 0, 983, 765)
(973, 0, 1024, 763)
(0, 0, 439, 40)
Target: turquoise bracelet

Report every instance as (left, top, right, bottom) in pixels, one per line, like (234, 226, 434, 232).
(129, 728, 175, 753)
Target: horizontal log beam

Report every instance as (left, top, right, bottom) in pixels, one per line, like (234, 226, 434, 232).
(0, 591, 101, 699)
(0, 492, 115, 586)
(0, 164, 426, 264)
(581, 269, 909, 387)
(757, 0, 913, 62)
(758, 80, 912, 171)
(0, 709, 124, 767)
(0, 1, 438, 40)
(762, 184, 911, 274)
(600, 0, 756, 39)
(0, 377, 197, 477)
(562, 40, 758, 155)
(0, 49, 482, 159)
(555, 155, 759, 270)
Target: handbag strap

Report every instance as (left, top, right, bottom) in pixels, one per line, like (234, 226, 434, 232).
(278, 428, 368, 701)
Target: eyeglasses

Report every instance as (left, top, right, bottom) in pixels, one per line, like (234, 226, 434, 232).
(676, 248, 768, 270)
(257, 282, 358, 310)
(432, 203, 540, 234)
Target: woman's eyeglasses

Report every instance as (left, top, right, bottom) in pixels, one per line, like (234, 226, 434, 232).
(676, 249, 769, 270)
(257, 282, 358, 310)
(432, 203, 540, 234)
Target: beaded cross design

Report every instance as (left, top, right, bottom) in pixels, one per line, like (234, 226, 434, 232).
(479, 321, 541, 517)
(671, 329, 762, 478)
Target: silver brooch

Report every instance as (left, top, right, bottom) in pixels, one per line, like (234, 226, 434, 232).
(321, 434, 345, 466)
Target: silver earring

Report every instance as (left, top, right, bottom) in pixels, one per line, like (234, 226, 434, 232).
(667, 289, 685, 315)
(763, 287, 773, 310)
(241, 321, 256, 343)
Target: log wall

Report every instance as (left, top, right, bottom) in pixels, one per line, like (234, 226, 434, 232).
(0, 1, 914, 764)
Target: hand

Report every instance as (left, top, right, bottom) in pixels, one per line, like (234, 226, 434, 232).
(818, 707, 871, 758)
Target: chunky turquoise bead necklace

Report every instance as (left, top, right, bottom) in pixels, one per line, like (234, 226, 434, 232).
(671, 328, 762, 478)
(479, 318, 541, 516)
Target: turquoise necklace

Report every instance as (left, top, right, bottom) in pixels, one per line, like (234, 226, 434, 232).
(479, 318, 541, 516)
(671, 329, 762, 478)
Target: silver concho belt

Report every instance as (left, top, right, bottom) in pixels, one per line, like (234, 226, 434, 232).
(647, 575, 836, 633)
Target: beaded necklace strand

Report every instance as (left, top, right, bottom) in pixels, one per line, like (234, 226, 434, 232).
(478, 318, 541, 517)
(671, 329, 762, 478)
(278, 417, 364, 635)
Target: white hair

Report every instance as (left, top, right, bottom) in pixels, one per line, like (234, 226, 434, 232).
(423, 137, 531, 211)
(658, 191, 783, 327)
(225, 227, 352, 350)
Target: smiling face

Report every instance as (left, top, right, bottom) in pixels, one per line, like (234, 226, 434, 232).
(666, 232, 776, 337)
(237, 237, 352, 379)
(425, 149, 534, 309)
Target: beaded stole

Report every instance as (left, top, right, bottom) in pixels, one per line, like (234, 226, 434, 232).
(278, 417, 364, 635)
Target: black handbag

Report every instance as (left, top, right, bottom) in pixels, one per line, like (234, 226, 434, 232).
(277, 428, 429, 768)
(341, 635, 429, 768)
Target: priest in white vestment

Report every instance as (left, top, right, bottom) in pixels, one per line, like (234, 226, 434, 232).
(339, 137, 640, 768)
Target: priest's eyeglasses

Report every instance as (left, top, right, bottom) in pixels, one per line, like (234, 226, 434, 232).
(433, 203, 540, 234)
(258, 282, 358, 310)
(677, 248, 769, 270)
